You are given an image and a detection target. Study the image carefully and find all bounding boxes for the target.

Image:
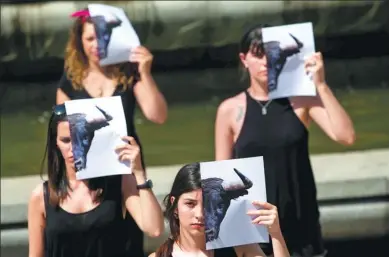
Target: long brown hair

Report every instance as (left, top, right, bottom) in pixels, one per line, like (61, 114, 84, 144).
(155, 163, 202, 257)
(64, 9, 137, 91)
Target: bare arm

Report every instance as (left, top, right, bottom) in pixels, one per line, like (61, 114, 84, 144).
(122, 172, 164, 237)
(131, 46, 168, 124)
(133, 74, 168, 124)
(28, 184, 45, 257)
(234, 243, 266, 257)
(270, 232, 289, 257)
(215, 100, 234, 160)
(117, 136, 164, 237)
(305, 52, 355, 146)
(308, 84, 356, 145)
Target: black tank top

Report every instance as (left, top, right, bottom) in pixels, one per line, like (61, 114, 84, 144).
(43, 176, 128, 257)
(233, 91, 320, 252)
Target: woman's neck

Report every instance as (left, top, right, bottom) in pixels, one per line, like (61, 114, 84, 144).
(88, 61, 105, 74)
(248, 77, 269, 101)
(176, 229, 208, 254)
(65, 163, 77, 181)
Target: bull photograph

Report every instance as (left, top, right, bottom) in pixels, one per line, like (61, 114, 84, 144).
(88, 3, 141, 66)
(91, 13, 122, 60)
(64, 96, 130, 180)
(262, 22, 317, 100)
(200, 157, 269, 250)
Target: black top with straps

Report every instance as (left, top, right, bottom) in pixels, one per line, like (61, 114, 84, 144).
(233, 91, 324, 255)
(43, 177, 128, 257)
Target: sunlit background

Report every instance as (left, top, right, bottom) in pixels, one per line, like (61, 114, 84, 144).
(1, 1, 388, 257)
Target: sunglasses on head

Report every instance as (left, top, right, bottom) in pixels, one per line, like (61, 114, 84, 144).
(52, 104, 66, 116)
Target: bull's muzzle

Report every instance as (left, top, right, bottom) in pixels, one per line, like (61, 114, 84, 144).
(75, 156, 85, 171)
(205, 227, 218, 242)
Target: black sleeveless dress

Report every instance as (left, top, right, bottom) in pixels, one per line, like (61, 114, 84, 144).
(57, 72, 145, 257)
(43, 177, 128, 257)
(232, 91, 326, 257)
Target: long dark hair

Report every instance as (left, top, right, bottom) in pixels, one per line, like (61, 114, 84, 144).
(155, 162, 202, 257)
(239, 23, 271, 80)
(40, 106, 105, 207)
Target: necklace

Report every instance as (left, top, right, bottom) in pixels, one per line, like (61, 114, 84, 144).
(256, 99, 273, 115)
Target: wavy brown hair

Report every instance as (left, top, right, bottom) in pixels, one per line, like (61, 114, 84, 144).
(64, 10, 138, 91)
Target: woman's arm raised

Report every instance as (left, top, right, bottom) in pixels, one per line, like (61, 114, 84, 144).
(117, 136, 164, 237)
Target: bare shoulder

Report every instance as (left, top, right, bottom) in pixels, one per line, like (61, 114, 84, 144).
(148, 252, 156, 257)
(31, 183, 44, 201)
(216, 92, 246, 116)
(29, 183, 45, 212)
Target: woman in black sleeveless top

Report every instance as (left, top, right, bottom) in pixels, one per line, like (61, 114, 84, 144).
(150, 163, 290, 257)
(56, 8, 168, 256)
(27, 104, 164, 257)
(214, 24, 355, 257)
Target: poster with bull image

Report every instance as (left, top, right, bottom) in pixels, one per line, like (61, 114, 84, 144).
(200, 156, 268, 250)
(262, 22, 317, 100)
(64, 96, 130, 180)
(88, 3, 140, 66)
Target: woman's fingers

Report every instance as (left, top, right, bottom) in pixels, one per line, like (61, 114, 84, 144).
(115, 137, 139, 152)
(247, 209, 272, 216)
(115, 144, 136, 153)
(117, 149, 137, 160)
(251, 201, 277, 210)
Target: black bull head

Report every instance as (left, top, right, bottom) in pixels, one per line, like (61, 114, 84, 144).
(67, 106, 113, 171)
(202, 168, 253, 243)
(92, 14, 122, 59)
(264, 33, 304, 92)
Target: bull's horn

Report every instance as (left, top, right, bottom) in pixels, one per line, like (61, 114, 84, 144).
(95, 106, 113, 121)
(288, 33, 303, 49)
(106, 12, 122, 23)
(222, 168, 253, 191)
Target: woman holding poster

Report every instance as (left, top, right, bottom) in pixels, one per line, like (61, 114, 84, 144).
(55, 6, 168, 257)
(28, 104, 164, 257)
(150, 162, 291, 257)
(214, 24, 355, 257)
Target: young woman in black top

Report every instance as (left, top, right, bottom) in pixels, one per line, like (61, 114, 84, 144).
(27, 104, 164, 257)
(56, 8, 168, 256)
(214, 24, 355, 257)
(149, 162, 290, 257)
